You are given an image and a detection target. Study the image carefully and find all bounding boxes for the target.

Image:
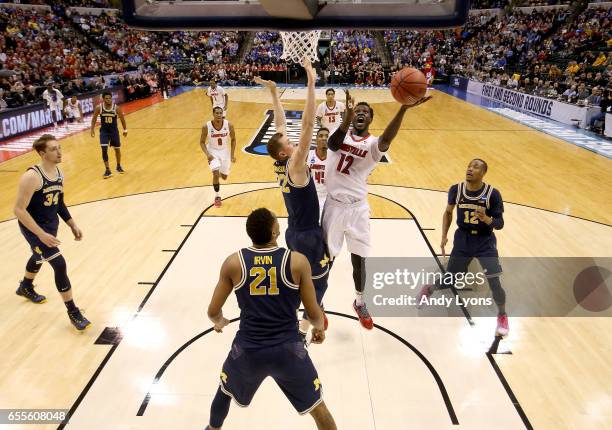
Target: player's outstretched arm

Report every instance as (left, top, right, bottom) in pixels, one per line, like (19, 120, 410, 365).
(292, 252, 325, 343)
(14, 171, 61, 248)
(207, 253, 239, 332)
(327, 89, 354, 151)
(291, 58, 317, 169)
(378, 96, 432, 152)
(90, 106, 100, 137)
(254, 76, 287, 136)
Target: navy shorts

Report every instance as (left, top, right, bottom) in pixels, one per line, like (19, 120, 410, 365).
(19, 224, 60, 261)
(285, 227, 329, 304)
(220, 340, 323, 414)
(285, 227, 329, 278)
(100, 131, 121, 147)
(447, 229, 502, 277)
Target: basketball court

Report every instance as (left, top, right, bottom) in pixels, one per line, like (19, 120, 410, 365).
(1, 1, 611, 429)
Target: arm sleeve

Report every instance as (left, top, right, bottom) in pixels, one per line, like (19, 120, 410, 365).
(448, 184, 458, 205)
(57, 192, 72, 223)
(489, 188, 504, 230)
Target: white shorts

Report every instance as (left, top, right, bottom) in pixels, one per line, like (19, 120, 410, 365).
(66, 109, 81, 120)
(321, 197, 371, 258)
(317, 194, 327, 222)
(207, 147, 231, 175)
(49, 102, 63, 112)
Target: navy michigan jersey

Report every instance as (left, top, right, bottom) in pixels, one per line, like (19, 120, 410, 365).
(449, 182, 503, 236)
(100, 103, 119, 134)
(234, 246, 301, 348)
(273, 159, 320, 231)
(19, 165, 64, 232)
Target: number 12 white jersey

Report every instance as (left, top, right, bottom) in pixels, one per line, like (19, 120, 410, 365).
(324, 132, 385, 204)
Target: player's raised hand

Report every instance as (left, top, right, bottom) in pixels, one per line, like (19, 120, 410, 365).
(38, 231, 61, 248)
(302, 57, 316, 79)
(405, 95, 433, 108)
(441, 236, 448, 257)
(311, 327, 325, 344)
(253, 76, 276, 90)
(213, 317, 230, 333)
(345, 89, 355, 109)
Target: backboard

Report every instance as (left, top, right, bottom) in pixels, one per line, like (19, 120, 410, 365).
(122, 0, 470, 31)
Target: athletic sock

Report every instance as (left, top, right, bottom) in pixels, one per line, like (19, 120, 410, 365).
(21, 278, 34, 287)
(64, 299, 77, 312)
(355, 291, 364, 305)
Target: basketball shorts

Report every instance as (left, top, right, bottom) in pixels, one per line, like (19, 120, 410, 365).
(19, 224, 61, 262)
(220, 340, 323, 415)
(447, 229, 502, 278)
(322, 197, 370, 258)
(317, 194, 327, 222)
(207, 147, 231, 175)
(285, 226, 329, 303)
(48, 102, 63, 113)
(66, 108, 81, 121)
(100, 130, 121, 147)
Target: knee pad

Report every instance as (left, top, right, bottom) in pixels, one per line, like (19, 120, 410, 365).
(48, 255, 72, 293)
(26, 254, 42, 273)
(101, 146, 109, 162)
(488, 276, 506, 306)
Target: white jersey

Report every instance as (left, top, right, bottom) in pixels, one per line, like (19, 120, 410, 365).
(325, 132, 384, 204)
(206, 85, 226, 109)
(308, 148, 327, 201)
(65, 99, 81, 119)
(206, 119, 230, 151)
(42, 89, 63, 108)
(316, 101, 345, 132)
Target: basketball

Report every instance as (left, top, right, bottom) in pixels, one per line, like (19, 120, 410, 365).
(390, 67, 427, 105)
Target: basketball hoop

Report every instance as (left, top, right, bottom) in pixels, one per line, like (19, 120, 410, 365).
(280, 30, 321, 64)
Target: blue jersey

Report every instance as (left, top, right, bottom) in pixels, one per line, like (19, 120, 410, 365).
(100, 103, 118, 134)
(234, 246, 301, 348)
(449, 182, 503, 236)
(19, 165, 63, 231)
(274, 159, 320, 231)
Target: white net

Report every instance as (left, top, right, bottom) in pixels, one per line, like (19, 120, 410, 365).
(279, 30, 322, 64)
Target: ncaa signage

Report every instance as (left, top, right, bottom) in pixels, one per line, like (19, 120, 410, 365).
(467, 80, 585, 126)
(244, 109, 390, 163)
(0, 88, 125, 141)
